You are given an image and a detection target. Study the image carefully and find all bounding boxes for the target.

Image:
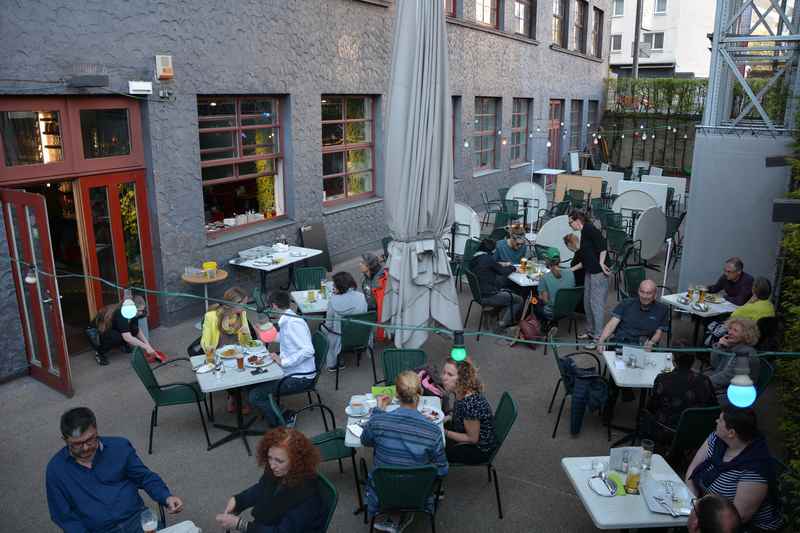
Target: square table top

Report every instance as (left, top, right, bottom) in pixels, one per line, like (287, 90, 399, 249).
(602, 350, 674, 389)
(228, 245, 322, 273)
(561, 454, 689, 530)
(158, 521, 199, 533)
(291, 290, 330, 315)
(190, 354, 284, 394)
(508, 271, 542, 287)
(344, 395, 444, 448)
(660, 292, 738, 318)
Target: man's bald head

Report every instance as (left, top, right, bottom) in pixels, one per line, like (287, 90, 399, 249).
(688, 494, 742, 533)
(638, 279, 657, 306)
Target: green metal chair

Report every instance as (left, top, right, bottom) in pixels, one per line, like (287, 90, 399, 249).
(449, 391, 518, 519)
(318, 473, 339, 532)
(534, 244, 553, 261)
(252, 287, 267, 312)
(491, 211, 512, 234)
(621, 266, 647, 300)
(293, 266, 327, 290)
(502, 199, 522, 222)
(130, 348, 211, 454)
(365, 464, 442, 533)
(756, 358, 775, 397)
(480, 192, 504, 228)
(272, 331, 330, 430)
(377, 349, 427, 385)
(546, 328, 608, 439)
(464, 269, 501, 341)
(590, 197, 604, 213)
(454, 238, 481, 290)
(331, 311, 378, 390)
(565, 189, 587, 209)
(541, 287, 584, 355)
(497, 187, 510, 202)
(665, 405, 721, 469)
(487, 227, 508, 242)
(266, 396, 362, 520)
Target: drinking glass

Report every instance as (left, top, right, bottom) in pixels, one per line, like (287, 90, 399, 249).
(641, 439, 654, 470)
(625, 464, 642, 494)
(140, 509, 158, 533)
(698, 286, 707, 304)
(686, 285, 695, 300)
(236, 353, 245, 371)
(663, 353, 673, 372)
(591, 459, 607, 477)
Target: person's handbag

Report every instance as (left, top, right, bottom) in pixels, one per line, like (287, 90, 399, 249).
(518, 314, 542, 350)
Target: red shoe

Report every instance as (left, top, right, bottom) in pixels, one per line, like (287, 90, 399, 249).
(145, 352, 158, 364)
(153, 351, 168, 363)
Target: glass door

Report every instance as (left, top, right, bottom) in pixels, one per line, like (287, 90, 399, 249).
(76, 170, 159, 327)
(548, 100, 564, 174)
(0, 188, 73, 396)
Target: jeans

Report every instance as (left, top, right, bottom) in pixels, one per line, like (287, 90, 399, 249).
(106, 509, 147, 533)
(481, 290, 523, 326)
(248, 377, 314, 426)
(583, 272, 609, 338)
(98, 329, 124, 355)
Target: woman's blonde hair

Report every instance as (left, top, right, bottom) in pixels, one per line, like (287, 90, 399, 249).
(444, 357, 483, 397)
(395, 370, 422, 405)
(724, 317, 760, 346)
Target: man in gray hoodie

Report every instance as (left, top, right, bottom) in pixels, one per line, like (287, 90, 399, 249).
(323, 271, 368, 371)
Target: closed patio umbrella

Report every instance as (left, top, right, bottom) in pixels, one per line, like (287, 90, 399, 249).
(382, 0, 462, 348)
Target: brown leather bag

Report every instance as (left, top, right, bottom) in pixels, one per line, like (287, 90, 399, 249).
(518, 314, 542, 350)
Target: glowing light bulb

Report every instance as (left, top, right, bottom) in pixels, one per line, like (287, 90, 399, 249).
(120, 289, 138, 319)
(621, 134, 625, 139)
(546, 141, 552, 148)
(450, 331, 467, 362)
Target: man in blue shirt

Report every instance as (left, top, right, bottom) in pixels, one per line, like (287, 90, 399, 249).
(494, 224, 528, 264)
(597, 279, 669, 350)
(46, 407, 184, 533)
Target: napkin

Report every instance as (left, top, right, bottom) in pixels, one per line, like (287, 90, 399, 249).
(347, 424, 364, 439)
(371, 385, 396, 398)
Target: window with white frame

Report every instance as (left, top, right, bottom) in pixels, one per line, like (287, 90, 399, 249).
(643, 32, 665, 51)
(611, 34, 623, 52)
(655, 0, 667, 14)
(613, 0, 624, 17)
(475, 0, 499, 27)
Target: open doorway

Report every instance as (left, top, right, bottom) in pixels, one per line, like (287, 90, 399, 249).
(24, 181, 92, 355)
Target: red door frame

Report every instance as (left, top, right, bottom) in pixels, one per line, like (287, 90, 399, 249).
(1, 188, 73, 396)
(548, 99, 564, 170)
(76, 170, 159, 328)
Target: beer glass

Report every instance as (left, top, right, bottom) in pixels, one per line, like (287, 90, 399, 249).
(236, 353, 245, 371)
(625, 464, 642, 494)
(686, 285, 694, 300)
(140, 509, 158, 533)
(698, 286, 707, 304)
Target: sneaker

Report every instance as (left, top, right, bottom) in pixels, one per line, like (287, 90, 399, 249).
(326, 363, 346, 373)
(95, 353, 109, 366)
(373, 516, 397, 532)
(577, 332, 594, 340)
(396, 514, 414, 532)
(584, 341, 597, 351)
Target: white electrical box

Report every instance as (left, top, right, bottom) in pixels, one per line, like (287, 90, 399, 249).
(155, 55, 174, 80)
(128, 81, 153, 95)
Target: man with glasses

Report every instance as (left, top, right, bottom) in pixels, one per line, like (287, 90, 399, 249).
(707, 257, 754, 307)
(46, 407, 184, 532)
(689, 494, 742, 533)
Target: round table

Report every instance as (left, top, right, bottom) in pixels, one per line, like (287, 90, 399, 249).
(182, 269, 229, 329)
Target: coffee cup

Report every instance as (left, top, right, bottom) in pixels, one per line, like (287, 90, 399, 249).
(349, 400, 368, 416)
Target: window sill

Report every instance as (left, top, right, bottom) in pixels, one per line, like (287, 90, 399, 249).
(510, 161, 532, 170)
(446, 17, 539, 46)
(351, 0, 390, 7)
(549, 44, 604, 63)
(323, 196, 383, 216)
(473, 168, 502, 179)
(205, 217, 296, 247)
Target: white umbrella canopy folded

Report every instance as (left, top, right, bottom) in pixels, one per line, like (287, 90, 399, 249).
(381, 0, 462, 348)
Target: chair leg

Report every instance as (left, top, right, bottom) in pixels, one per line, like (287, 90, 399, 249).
(548, 379, 562, 413)
(335, 355, 340, 391)
(369, 517, 375, 532)
(148, 406, 156, 455)
(153, 405, 159, 427)
(197, 398, 212, 450)
(338, 458, 344, 473)
(492, 465, 503, 519)
(552, 394, 567, 438)
(465, 301, 473, 328)
(369, 347, 377, 384)
(477, 309, 483, 342)
(351, 454, 364, 514)
(316, 391, 329, 432)
(431, 513, 437, 533)
(208, 392, 215, 422)
(307, 391, 313, 409)
(487, 464, 492, 483)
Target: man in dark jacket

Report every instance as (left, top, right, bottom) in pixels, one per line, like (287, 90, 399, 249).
(469, 239, 522, 331)
(707, 257, 754, 307)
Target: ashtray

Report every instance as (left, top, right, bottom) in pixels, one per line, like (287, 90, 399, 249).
(676, 296, 691, 305)
(691, 302, 709, 312)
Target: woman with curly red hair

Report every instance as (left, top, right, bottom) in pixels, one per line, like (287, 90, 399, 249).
(441, 357, 497, 465)
(215, 428, 326, 532)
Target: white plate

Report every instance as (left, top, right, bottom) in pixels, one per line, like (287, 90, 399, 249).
(216, 344, 241, 359)
(420, 407, 443, 424)
(346, 405, 370, 418)
(194, 363, 215, 374)
(244, 355, 271, 368)
(587, 476, 617, 497)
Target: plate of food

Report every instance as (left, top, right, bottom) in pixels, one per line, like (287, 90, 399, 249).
(245, 354, 271, 368)
(217, 345, 241, 359)
(242, 339, 266, 353)
(420, 407, 444, 424)
(704, 293, 723, 304)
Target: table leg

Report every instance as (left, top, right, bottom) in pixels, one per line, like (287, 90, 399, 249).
(208, 389, 262, 455)
(194, 284, 209, 331)
(692, 316, 701, 347)
(610, 387, 648, 447)
(510, 289, 534, 347)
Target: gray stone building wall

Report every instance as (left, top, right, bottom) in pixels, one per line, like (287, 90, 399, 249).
(0, 0, 609, 380)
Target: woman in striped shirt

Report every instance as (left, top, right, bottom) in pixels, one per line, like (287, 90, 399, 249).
(686, 406, 783, 531)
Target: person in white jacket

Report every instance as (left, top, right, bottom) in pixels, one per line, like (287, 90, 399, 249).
(322, 271, 368, 371)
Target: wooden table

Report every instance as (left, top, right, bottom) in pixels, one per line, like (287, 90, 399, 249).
(190, 353, 283, 455)
(561, 454, 689, 531)
(229, 245, 322, 300)
(182, 269, 228, 330)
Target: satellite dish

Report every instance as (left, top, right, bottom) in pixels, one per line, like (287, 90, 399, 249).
(453, 202, 481, 255)
(506, 182, 548, 225)
(535, 215, 579, 262)
(633, 206, 667, 260)
(612, 189, 657, 214)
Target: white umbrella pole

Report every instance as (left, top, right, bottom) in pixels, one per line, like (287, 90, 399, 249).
(661, 238, 672, 297)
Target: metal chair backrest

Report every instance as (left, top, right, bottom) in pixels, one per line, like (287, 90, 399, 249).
(381, 349, 427, 385)
(548, 327, 575, 395)
(487, 392, 518, 463)
(669, 406, 721, 457)
(554, 200, 572, 217)
(312, 331, 329, 379)
(371, 465, 439, 513)
(493, 211, 512, 230)
(314, 428, 350, 463)
(497, 187, 510, 201)
(294, 267, 327, 290)
(340, 311, 377, 351)
(566, 189, 586, 207)
(622, 266, 646, 299)
(605, 212, 624, 230)
(551, 287, 583, 321)
(488, 227, 508, 241)
(534, 244, 552, 261)
(462, 238, 481, 266)
(318, 473, 338, 532)
(131, 348, 160, 402)
(756, 358, 775, 396)
(590, 197, 604, 213)
(464, 269, 484, 304)
(502, 199, 519, 217)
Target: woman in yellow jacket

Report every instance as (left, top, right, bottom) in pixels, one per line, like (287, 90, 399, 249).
(730, 277, 775, 322)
